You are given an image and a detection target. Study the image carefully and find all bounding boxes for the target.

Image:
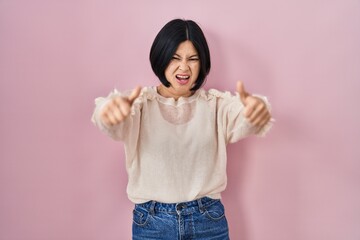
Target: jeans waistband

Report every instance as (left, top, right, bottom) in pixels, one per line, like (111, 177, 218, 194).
(135, 197, 220, 214)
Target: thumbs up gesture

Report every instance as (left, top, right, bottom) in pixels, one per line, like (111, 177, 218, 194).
(100, 86, 142, 126)
(237, 81, 271, 129)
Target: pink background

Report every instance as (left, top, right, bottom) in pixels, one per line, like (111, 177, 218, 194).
(1, 0, 360, 239)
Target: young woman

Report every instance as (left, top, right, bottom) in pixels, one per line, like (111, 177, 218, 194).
(92, 19, 273, 240)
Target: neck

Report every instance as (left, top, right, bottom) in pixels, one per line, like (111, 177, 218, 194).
(157, 85, 194, 100)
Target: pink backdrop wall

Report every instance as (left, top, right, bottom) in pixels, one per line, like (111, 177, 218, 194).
(1, 0, 359, 239)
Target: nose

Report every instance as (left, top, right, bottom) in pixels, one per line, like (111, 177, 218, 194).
(179, 59, 190, 71)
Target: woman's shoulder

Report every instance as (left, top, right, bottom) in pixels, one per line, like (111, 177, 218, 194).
(135, 86, 157, 100)
(199, 88, 239, 101)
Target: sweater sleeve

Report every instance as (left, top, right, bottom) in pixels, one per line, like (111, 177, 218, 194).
(91, 89, 142, 142)
(213, 90, 274, 144)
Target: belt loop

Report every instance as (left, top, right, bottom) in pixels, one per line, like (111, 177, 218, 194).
(149, 201, 156, 216)
(197, 198, 205, 213)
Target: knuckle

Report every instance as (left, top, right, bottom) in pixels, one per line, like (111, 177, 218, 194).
(110, 98, 118, 106)
(114, 96, 123, 105)
(100, 110, 107, 117)
(259, 102, 265, 109)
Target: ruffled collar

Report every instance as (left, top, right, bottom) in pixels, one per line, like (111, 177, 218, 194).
(133, 86, 236, 107)
(137, 86, 205, 106)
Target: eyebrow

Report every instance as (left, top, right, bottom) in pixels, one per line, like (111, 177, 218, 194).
(174, 53, 199, 58)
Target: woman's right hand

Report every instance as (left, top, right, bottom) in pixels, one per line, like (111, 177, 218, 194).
(100, 86, 142, 126)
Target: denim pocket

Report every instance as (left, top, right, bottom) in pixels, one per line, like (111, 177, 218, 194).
(133, 206, 151, 226)
(204, 200, 226, 221)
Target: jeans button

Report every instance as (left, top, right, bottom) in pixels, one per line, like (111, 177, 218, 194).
(176, 203, 186, 211)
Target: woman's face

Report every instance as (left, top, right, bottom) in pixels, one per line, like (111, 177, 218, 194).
(160, 40, 200, 99)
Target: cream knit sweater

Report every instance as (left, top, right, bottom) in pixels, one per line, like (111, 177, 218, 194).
(92, 86, 273, 203)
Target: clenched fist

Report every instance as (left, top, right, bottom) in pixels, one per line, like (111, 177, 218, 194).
(236, 81, 271, 129)
(100, 86, 142, 126)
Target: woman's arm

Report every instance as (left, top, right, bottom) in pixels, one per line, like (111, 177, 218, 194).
(91, 86, 141, 141)
(236, 81, 272, 131)
(217, 81, 274, 144)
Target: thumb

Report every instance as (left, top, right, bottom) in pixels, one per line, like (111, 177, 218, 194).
(236, 81, 248, 104)
(128, 86, 142, 104)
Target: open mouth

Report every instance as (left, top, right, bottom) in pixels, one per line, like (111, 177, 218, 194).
(176, 74, 190, 85)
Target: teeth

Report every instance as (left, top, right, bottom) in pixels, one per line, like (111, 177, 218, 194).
(176, 75, 190, 79)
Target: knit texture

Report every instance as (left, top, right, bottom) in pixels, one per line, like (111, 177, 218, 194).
(92, 86, 273, 203)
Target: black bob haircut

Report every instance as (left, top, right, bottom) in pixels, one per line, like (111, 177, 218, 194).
(150, 19, 211, 91)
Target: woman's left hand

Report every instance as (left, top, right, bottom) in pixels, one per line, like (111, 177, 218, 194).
(236, 81, 272, 130)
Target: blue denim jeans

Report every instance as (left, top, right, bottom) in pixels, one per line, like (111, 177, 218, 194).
(132, 197, 229, 240)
